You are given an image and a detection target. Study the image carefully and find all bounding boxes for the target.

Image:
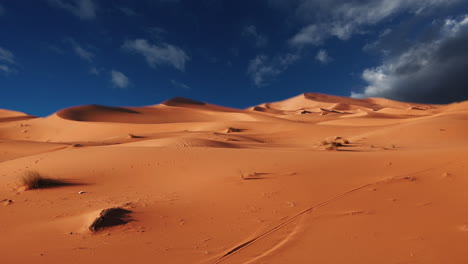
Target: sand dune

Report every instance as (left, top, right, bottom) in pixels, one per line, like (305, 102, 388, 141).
(56, 101, 256, 124)
(253, 93, 439, 115)
(1, 93, 468, 263)
(0, 109, 36, 122)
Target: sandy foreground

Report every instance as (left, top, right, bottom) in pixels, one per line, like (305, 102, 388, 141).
(1, 93, 468, 264)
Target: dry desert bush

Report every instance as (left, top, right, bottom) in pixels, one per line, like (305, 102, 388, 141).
(239, 170, 263, 180)
(320, 136, 350, 151)
(20, 170, 67, 190)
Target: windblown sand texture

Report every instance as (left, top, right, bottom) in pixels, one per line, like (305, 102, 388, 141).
(1, 93, 468, 263)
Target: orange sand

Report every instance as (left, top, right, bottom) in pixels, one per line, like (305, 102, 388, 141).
(1, 93, 468, 263)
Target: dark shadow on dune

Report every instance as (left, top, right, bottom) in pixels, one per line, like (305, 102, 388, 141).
(0, 115, 37, 123)
(56, 105, 141, 121)
(248, 172, 271, 176)
(128, 133, 145, 139)
(252, 106, 266, 112)
(241, 177, 266, 180)
(336, 149, 366, 152)
(241, 172, 274, 180)
(23, 178, 86, 190)
(89, 208, 133, 232)
(342, 143, 361, 147)
(162, 97, 206, 106)
(89, 105, 141, 114)
(226, 127, 245, 133)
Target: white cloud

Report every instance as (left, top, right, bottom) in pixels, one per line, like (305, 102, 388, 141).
(67, 39, 94, 62)
(89, 66, 100, 75)
(243, 25, 268, 47)
(290, 24, 326, 46)
(47, 44, 66, 54)
(146, 27, 167, 41)
(247, 53, 299, 87)
(123, 38, 190, 71)
(0, 46, 15, 64)
(0, 64, 15, 74)
(316, 49, 332, 64)
(290, 0, 463, 46)
(117, 6, 139, 16)
(352, 14, 468, 103)
(74, 45, 94, 62)
(248, 55, 279, 87)
(0, 46, 17, 74)
(110, 70, 130, 89)
(278, 53, 300, 66)
(48, 0, 97, 20)
(170, 79, 191, 90)
(362, 28, 394, 55)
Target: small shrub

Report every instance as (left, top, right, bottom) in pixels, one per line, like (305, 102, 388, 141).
(320, 137, 348, 151)
(239, 170, 263, 180)
(325, 141, 343, 151)
(20, 171, 66, 190)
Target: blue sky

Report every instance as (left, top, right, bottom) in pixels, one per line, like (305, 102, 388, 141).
(1, 0, 468, 116)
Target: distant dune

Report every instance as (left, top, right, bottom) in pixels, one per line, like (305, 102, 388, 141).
(0, 109, 36, 122)
(1, 93, 468, 264)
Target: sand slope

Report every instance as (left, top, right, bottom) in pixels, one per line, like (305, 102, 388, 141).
(1, 94, 468, 264)
(0, 109, 36, 122)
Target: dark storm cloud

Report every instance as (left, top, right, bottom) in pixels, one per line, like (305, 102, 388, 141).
(352, 15, 468, 103)
(250, 0, 465, 88)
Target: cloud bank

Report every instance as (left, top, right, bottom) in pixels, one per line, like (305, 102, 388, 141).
(290, 0, 463, 46)
(352, 15, 468, 103)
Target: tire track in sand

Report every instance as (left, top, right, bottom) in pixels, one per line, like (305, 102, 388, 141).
(213, 166, 444, 264)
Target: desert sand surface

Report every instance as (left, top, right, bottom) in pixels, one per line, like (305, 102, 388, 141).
(1, 93, 468, 264)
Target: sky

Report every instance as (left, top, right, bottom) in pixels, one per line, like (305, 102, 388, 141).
(1, 0, 468, 116)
